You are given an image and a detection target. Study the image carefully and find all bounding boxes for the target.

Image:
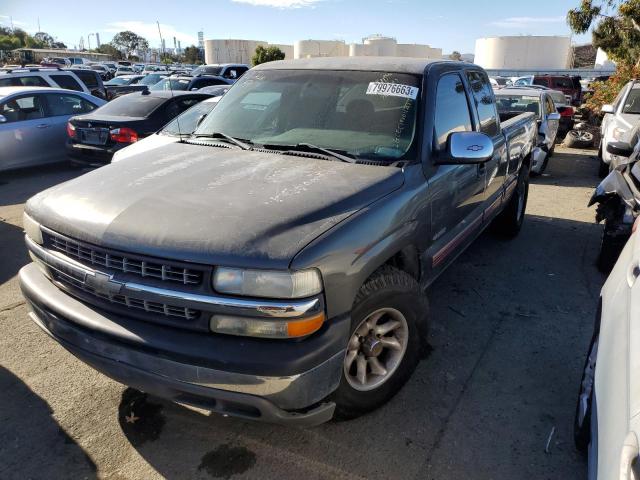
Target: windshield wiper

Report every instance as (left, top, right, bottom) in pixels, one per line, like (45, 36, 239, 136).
(192, 132, 252, 150)
(263, 143, 356, 163)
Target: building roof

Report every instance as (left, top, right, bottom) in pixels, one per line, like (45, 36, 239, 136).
(253, 56, 451, 74)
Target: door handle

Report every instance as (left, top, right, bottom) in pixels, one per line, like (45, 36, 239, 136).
(36, 124, 50, 129)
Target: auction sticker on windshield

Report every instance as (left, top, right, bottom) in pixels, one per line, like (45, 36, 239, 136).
(367, 82, 419, 100)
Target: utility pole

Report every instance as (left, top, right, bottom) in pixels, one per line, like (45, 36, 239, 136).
(157, 21, 165, 61)
(37, 17, 40, 32)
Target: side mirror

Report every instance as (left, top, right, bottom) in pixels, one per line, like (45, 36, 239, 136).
(437, 131, 494, 165)
(607, 141, 634, 157)
(601, 104, 615, 114)
(0, 114, 6, 123)
(547, 112, 561, 121)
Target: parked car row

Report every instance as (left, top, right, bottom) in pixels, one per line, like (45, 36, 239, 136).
(0, 81, 228, 171)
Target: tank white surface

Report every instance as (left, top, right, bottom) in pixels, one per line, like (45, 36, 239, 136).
(475, 36, 571, 69)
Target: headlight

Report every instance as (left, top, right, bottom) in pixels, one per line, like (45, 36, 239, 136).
(23, 213, 43, 245)
(213, 267, 323, 299)
(613, 127, 627, 141)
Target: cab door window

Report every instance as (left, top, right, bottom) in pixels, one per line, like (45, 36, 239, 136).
(433, 73, 473, 154)
(465, 71, 499, 136)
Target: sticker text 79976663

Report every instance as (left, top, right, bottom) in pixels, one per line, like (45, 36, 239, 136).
(366, 82, 419, 100)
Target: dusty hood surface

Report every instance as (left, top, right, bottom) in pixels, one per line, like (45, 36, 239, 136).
(27, 143, 404, 269)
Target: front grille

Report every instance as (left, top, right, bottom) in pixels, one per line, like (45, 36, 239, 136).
(53, 272, 200, 321)
(43, 230, 203, 286)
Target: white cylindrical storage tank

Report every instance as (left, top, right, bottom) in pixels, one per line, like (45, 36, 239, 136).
(474, 36, 571, 70)
(595, 48, 616, 70)
(205, 39, 266, 64)
(363, 36, 397, 56)
(396, 44, 442, 59)
(294, 40, 347, 58)
(271, 44, 294, 59)
(349, 43, 375, 57)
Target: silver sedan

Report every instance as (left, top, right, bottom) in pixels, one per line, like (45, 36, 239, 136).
(0, 86, 106, 171)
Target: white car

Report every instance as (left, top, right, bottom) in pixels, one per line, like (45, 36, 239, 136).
(575, 217, 640, 479)
(0, 68, 91, 95)
(600, 81, 640, 177)
(112, 95, 222, 163)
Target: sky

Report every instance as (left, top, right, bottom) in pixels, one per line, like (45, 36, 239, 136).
(1, 0, 591, 54)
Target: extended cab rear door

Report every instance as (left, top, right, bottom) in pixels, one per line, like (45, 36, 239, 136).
(464, 69, 508, 220)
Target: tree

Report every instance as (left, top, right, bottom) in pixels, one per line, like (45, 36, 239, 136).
(33, 32, 54, 48)
(450, 51, 462, 61)
(95, 44, 123, 60)
(183, 45, 200, 64)
(110, 31, 149, 59)
(568, 0, 640, 65)
(252, 45, 285, 66)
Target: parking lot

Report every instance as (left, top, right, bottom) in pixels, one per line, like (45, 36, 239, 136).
(0, 145, 604, 479)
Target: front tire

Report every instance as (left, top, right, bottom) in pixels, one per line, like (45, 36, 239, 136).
(332, 267, 428, 420)
(598, 143, 609, 179)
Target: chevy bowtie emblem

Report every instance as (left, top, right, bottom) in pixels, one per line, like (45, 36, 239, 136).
(467, 145, 484, 152)
(85, 271, 124, 295)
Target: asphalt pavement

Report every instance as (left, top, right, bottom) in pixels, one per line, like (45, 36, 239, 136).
(0, 148, 604, 479)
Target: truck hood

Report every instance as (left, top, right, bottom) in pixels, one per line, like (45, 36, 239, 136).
(27, 143, 404, 269)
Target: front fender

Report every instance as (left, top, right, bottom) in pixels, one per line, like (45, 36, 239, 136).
(291, 175, 428, 319)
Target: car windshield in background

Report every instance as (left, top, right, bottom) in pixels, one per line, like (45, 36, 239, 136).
(162, 101, 218, 136)
(496, 95, 540, 116)
(139, 74, 167, 86)
(93, 95, 165, 117)
(105, 77, 134, 86)
(150, 78, 190, 91)
(623, 88, 640, 114)
(192, 66, 222, 76)
(548, 91, 567, 106)
(195, 69, 420, 161)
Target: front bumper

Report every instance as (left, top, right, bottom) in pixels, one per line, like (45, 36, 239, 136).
(20, 263, 346, 426)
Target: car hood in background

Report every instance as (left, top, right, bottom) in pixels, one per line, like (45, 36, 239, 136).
(111, 134, 179, 162)
(26, 143, 405, 269)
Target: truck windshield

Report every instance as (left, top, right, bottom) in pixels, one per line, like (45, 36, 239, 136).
(195, 69, 420, 161)
(623, 88, 640, 114)
(495, 95, 540, 117)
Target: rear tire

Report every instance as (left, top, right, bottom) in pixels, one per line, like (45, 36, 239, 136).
(332, 267, 428, 420)
(492, 163, 530, 238)
(574, 333, 598, 453)
(597, 223, 629, 273)
(565, 130, 594, 149)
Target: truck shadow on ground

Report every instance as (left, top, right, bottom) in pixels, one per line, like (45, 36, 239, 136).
(0, 220, 29, 286)
(0, 163, 83, 208)
(0, 366, 97, 479)
(117, 213, 601, 480)
(530, 148, 601, 189)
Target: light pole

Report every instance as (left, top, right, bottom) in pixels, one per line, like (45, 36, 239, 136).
(88, 33, 95, 51)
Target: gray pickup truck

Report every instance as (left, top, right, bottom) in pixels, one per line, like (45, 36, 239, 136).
(20, 58, 537, 426)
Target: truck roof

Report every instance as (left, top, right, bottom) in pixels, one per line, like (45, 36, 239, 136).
(253, 56, 455, 74)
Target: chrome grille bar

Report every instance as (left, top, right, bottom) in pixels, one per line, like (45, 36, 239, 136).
(44, 230, 203, 286)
